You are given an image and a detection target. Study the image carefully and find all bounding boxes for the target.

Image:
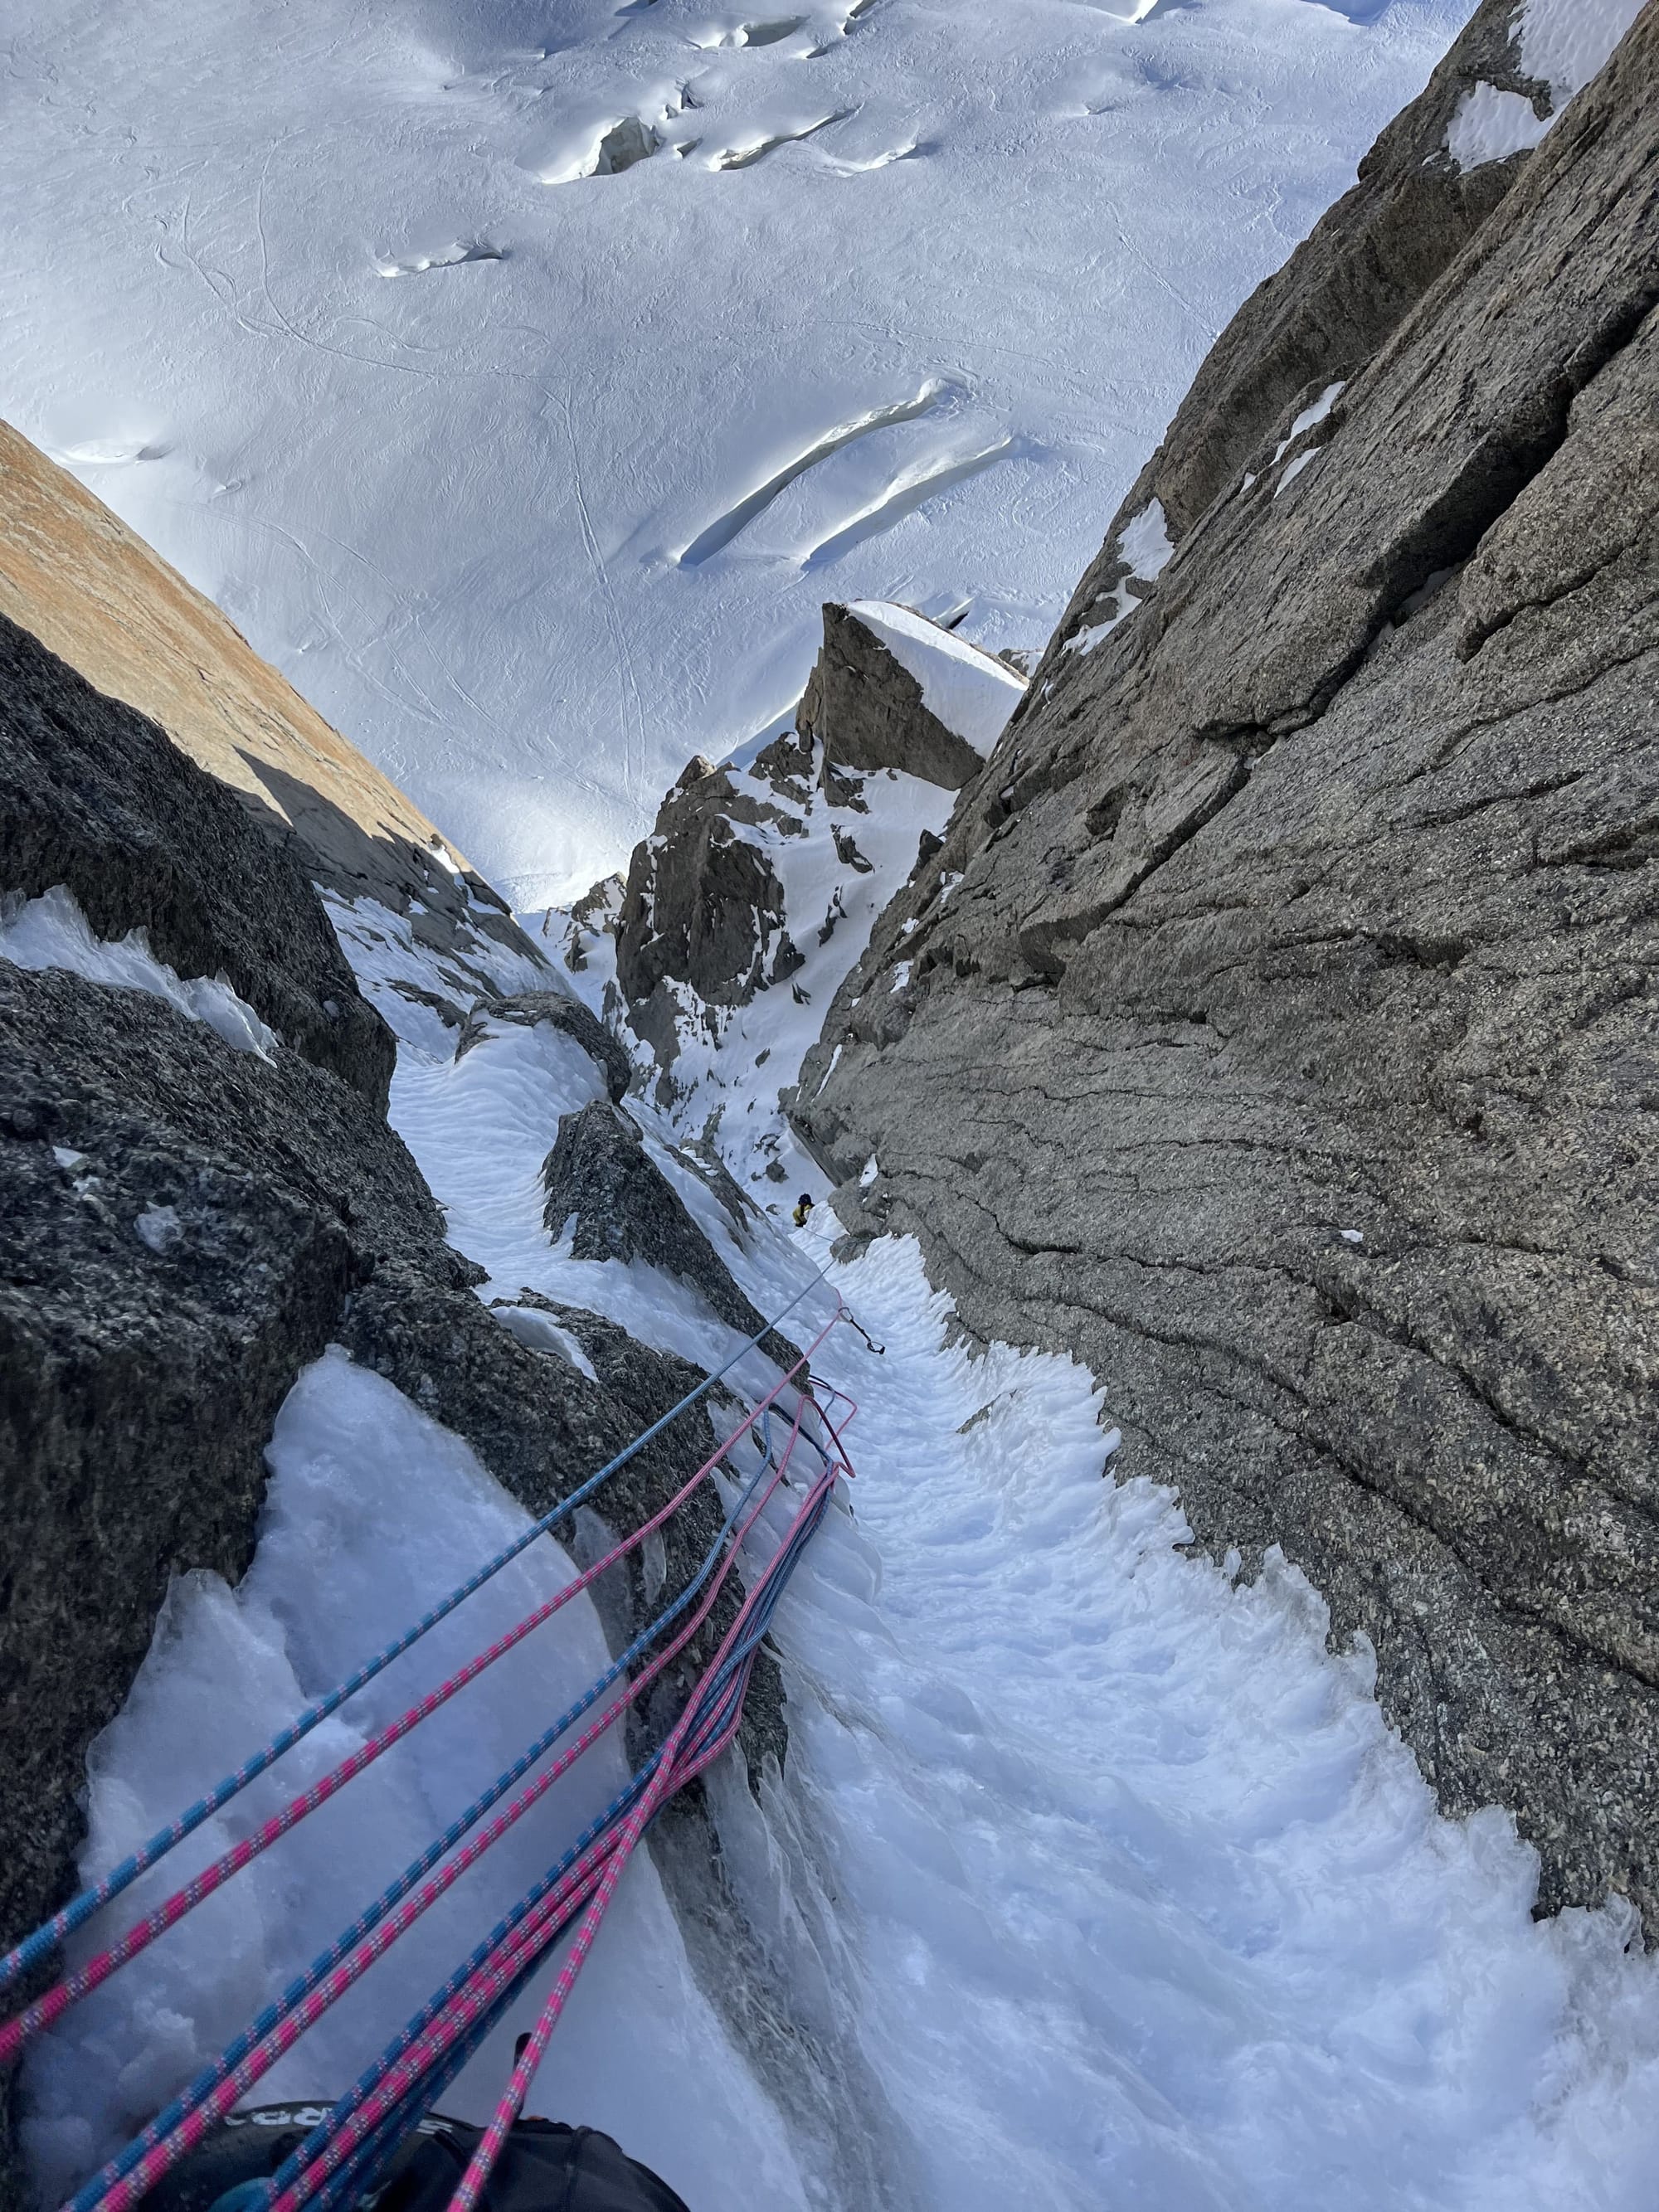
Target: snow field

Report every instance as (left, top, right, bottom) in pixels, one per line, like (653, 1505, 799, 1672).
(0, 0, 1478, 900)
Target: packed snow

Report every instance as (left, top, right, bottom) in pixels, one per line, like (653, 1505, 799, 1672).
(1444, 80, 1550, 170)
(19, 1351, 812, 2212)
(1064, 496, 1175, 656)
(0, 0, 1478, 902)
(30, 932, 1659, 2207)
(15, 2, 1659, 2204)
(1515, 0, 1648, 104)
(1443, 0, 1646, 171)
(0, 884, 278, 1057)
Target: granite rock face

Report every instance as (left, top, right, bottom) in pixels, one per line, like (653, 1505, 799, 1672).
(0, 612, 394, 1106)
(613, 753, 801, 1020)
(0, 626, 777, 2207)
(796, 4, 1659, 1928)
(542, 1098, 801, 1372)
(607, 600, 1002, 1077)
(799, 601, 988, 795)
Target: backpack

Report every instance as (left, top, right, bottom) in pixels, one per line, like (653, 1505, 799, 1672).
(140, 2103, 692, 2212)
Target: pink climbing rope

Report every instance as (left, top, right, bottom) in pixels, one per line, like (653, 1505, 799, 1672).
(2, 1314, 845, 2075)
(445, 1422, 853, 2212)
(76, 1380, 837, 2212)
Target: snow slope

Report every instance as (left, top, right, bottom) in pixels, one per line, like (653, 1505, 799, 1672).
(0, 0, 1476, 902)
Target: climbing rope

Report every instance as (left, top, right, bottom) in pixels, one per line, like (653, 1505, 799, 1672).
(2, 1274, 859, 2212)
(0, 1274, 826, 2001)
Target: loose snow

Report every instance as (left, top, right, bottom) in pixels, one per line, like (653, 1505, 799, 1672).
(0, 0, 1478, 901)
(0, 884, 278, 1057)
(27, 849, 1659, 2210)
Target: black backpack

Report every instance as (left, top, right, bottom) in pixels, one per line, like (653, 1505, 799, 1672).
(141, 2103, 692, 2212)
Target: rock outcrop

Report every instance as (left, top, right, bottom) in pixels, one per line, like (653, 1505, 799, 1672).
(542, 1099, 800, 1371)
(589, 600, 1024, 1187)
(0, 420, 540, 994)
(799, 600, 994, 793)
(795, 2, 1659, 1928)
(0, 486, 790, 2207)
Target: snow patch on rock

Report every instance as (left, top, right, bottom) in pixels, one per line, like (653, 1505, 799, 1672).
(844, 602, 1026, 756)
(0, 884, 279, 1058)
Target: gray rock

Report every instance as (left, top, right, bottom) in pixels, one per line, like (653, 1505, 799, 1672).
(796, 4, 1659, 1930)
(799, 601, 987, 792)
(0, 618, 786, 2209)
(614, 755, 799, 1014)
(542, 1100, 803, 1373)
(0, 614, 394, 1106)
(458, 988, 633, 1102)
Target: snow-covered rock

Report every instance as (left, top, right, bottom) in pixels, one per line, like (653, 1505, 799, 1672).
(561, 599, 1023, 1204)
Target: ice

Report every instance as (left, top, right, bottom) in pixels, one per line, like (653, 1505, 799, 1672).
(20, 1351, 811, 2212)
(0, 0, 1479, 902)
(844, 601, 1025, 755)
(0, 884, 278, 1057)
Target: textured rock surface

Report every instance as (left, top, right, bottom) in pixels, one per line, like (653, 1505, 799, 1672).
(0, 613, 394, 1105)
(0, 620, 775, 2209)
(799, 601, 988, 794)
(613, 753, 800, 1018)
(542, 1099, 801, 1372)
(797, 4, 1659, 1928)
(609, 601, 995, 1051)
(0, 420, 540, 987)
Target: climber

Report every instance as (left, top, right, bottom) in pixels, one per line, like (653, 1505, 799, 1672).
(792, 1192, 814, 1229)
(148, 2102, 691, 2212)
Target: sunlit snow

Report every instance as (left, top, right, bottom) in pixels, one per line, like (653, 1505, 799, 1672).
(0, 0, 1478, 901)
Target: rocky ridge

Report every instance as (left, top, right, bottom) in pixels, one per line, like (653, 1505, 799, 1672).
(550, 598, 1024, 1199)
(0, 445, 809, 2208)
(790, 0, 1659, 1929)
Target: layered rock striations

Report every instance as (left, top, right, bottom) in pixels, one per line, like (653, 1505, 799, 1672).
(795, 2, 1659, 1926)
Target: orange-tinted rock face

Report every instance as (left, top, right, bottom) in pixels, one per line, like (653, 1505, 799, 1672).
(0, 419, 497, 921)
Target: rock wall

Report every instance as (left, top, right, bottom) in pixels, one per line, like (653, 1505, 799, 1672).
(0, 421, 538, 990)
(0, 536, 789, 2204)
(795, 2, 1659, 1928)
